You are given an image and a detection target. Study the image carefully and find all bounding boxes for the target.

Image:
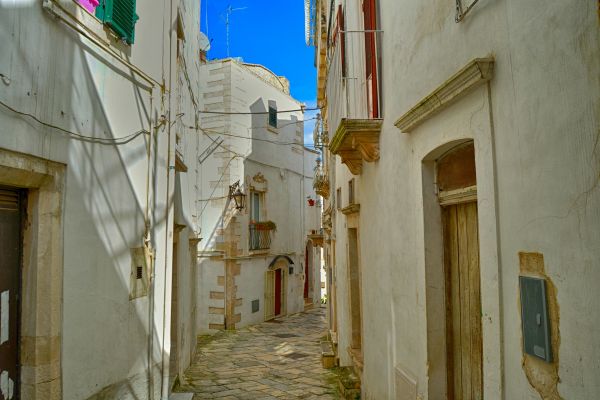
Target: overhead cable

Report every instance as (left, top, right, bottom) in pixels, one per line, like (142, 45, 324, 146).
(197, 107, 319, 115)
(0, 99, 149, 145)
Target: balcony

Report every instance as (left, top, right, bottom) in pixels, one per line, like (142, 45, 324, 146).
(313, 159, 330, 199)
(326, 29, 383, 175)
(308, 228, 325, 248)
(249, 221, 274, 251)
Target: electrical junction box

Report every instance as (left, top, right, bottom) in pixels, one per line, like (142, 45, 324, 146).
(519, 276, 552, 362)
(251, 299, 259, 313)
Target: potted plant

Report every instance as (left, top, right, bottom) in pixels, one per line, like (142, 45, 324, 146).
(307, 196, 315, 206)
(253, 220, 277, 231)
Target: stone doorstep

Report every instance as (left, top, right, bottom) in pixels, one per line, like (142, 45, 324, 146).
(320, 341, 336, 369)
(169, 393, 194, 400)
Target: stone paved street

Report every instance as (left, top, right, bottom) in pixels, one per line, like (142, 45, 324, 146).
(175, 307, 339, 399)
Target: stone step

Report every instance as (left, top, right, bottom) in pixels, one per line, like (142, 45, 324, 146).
(320, 340, 336, 369)
(336, 367, 361, 400)
(169, 393, 193, 400)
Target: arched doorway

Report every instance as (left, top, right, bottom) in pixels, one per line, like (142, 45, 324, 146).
(423, 140, 483, 400)
(265, 258, 289, 321)
(304, 244, 311, 301)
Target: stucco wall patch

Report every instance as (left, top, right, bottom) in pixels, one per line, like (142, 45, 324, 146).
(519, 252, 562, 400)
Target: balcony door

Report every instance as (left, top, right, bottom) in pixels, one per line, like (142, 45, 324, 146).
(363, 0, 379, 118)
(251, 192, 261, 222)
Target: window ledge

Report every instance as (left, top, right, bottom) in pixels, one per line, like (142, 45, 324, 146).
(395, 58, 494, 133)
(341, 203, 360, 215)
(249, 249, 270, 256)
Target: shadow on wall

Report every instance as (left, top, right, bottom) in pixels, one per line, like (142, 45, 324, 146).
(0, 2, 169, 399)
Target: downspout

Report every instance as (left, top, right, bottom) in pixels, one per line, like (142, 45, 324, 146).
(160, 0, 176, 397)
(146, 92, 155, 400)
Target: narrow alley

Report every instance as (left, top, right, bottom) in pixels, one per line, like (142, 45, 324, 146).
(175, 308, 338, 399)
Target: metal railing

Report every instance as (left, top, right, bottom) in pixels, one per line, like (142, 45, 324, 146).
(326, 29, 383, 135)
(249, 223, 272, 251)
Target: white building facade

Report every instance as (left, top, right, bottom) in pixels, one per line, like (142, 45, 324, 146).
(0, 0, 203, 398)
(196, 59, 322, 332)
(312, 0, 600, 399)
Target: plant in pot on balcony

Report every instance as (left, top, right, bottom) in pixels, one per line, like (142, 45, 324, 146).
(252, 220, 277, 232)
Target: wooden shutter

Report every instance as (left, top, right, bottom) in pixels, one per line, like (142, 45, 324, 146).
(264, 271, 275, 320)
(268, 106, 277, 128)
(337, 5, 346, 77)
(96, 0, 139, 44)
(363, 0, 379, 118)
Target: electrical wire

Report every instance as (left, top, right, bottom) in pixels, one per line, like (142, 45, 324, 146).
(0, 99, 149, 145)
(197, 106, 319, 115)
(196, 125, 322, 148)
(198, 154, 242, 217)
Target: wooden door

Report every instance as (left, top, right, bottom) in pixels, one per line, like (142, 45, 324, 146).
(275, 268, 282, 316)
(0, 188, 23, 400)
(265, 270, 275, 320)
(444, 201, 483, 400)
(304, 245, 310, 299)
(348, 228, 362, 350)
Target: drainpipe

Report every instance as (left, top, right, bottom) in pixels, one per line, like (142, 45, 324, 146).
(160, 0, 176, 397)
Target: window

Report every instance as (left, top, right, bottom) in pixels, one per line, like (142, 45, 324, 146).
(251, 191, 262, 222)
(348, 178, 355, 204)
(336, 187, 342, 210)
(96, 0, 139, 44)
(268, 106, 278, 128)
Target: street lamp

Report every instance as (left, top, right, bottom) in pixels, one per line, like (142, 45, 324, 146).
(228, 180, 246, 210)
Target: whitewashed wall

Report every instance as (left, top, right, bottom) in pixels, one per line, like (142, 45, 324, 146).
(197, 59, 320, 332)
(323, 0, 600, 399)
(0, 0, 202, 398)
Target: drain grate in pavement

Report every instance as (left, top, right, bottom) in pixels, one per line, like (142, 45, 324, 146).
(283, 352, 309, 360)
(273, 333, 300, 338)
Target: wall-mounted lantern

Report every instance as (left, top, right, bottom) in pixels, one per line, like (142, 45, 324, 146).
(229, 180, 246, 210)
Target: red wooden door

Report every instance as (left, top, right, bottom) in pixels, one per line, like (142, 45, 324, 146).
(0, 188, 23, 400)
(304, 246, 310, 298)
(275, 268, 282, 316)
(363, 0, 379, 118)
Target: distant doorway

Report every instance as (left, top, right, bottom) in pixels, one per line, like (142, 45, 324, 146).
(274, 268, 282, 316)
(0, 187, 25, 400)
(304, 244, 311, 300)
(265, 262, 287, 321)
(348, 228, 362, 352)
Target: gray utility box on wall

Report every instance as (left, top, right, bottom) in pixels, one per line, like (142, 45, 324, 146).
(519, 276, 552, 362)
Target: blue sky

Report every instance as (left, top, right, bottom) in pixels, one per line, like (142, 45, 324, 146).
(200, 0, 318, 145)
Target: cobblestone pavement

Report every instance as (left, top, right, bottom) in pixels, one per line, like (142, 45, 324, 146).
(176, 307, 338, 399)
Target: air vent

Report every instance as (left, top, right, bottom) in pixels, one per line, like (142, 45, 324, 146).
(0, 189, 19, 211)
(136, 266, 143, 279)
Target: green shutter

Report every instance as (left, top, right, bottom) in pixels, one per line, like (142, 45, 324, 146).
(96, 0, 139, 44)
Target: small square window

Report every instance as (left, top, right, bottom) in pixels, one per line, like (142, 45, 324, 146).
(268, 106, 278, 128)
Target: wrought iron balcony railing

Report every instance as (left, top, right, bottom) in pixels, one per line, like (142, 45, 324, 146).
(249, 222, 273, 251)
(325, 29, 384, 175)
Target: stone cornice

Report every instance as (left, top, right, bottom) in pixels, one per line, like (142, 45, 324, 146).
(329, 118, 383, 175)
(395, 58, 494, 133)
